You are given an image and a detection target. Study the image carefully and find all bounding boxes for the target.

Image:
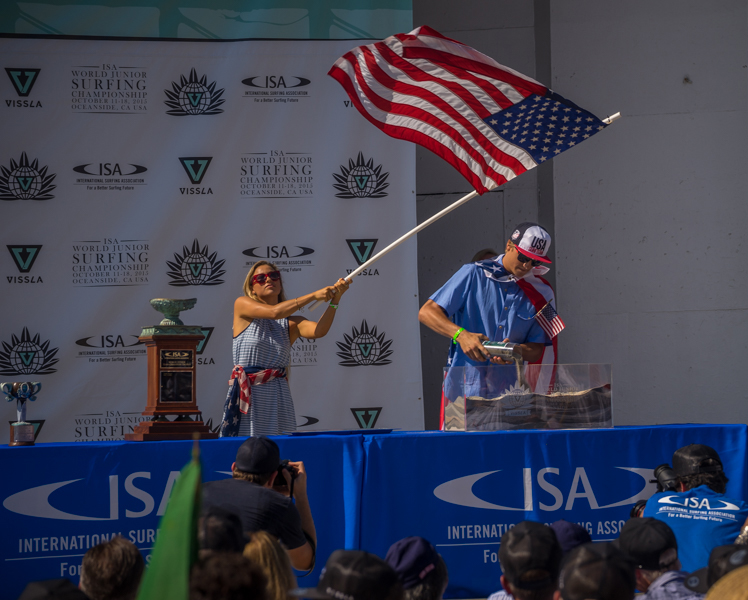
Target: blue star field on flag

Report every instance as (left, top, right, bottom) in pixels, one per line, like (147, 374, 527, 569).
(483, 92, 607, 165)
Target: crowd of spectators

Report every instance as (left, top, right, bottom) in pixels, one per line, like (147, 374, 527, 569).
(16, 441, 748, 600)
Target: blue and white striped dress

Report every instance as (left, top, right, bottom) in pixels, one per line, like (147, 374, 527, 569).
(230, 318, 296, 436)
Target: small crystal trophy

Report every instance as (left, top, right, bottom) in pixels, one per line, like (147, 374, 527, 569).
(2, 382, 41, 446)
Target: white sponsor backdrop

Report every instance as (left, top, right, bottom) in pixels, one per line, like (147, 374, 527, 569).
(0, 37, 423, 441)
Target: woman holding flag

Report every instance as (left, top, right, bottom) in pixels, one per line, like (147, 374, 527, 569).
(220, 261, 350, 437)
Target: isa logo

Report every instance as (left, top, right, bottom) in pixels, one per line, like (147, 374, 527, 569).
(333, 152, 389, 198)
(0, 327, 59, 375)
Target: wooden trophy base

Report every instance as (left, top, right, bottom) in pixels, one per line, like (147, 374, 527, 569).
(125, 418, 219, 441)
(9, 423, 35, 447)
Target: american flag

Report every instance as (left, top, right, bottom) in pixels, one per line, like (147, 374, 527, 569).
(329, 26, 608, 194)
(534, 301, 565, 339)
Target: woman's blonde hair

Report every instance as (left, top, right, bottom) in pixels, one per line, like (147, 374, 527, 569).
(243, 530, 296, 600)
(243, 261, 286, 303)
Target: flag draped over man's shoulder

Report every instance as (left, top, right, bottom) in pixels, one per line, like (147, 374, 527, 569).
(329, 25, 608, 194)
(137, 444, 201, 600)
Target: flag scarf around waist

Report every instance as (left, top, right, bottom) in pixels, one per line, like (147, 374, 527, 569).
(329, 25, 608, 194)
(220, 366, 286, 437)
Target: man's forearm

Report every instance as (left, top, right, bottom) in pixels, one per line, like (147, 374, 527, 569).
(295, 492, 316, 546)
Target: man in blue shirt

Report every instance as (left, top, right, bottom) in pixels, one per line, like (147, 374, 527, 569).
(418, 222, 552, 425)
(643, 444, 748, 572)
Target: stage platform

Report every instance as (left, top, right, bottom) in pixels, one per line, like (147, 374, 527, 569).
(2, 424, 746, 599)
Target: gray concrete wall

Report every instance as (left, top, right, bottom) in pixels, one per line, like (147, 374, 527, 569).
(413, 1, 748, 428)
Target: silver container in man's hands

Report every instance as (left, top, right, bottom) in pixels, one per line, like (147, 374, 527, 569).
(482, 341, 522, 361)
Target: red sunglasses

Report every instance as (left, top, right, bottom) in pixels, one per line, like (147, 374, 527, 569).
(251, 271, 281, 285)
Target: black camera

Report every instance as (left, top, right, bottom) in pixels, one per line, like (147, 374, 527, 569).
(273, 459, 298, 496)
(652, 463, 679, 493)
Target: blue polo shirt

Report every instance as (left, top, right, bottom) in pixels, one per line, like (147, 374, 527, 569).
(643, 485, 748, 572)
(430, 257, 549, 398)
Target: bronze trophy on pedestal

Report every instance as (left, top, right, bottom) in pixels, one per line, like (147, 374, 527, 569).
(125, 298, 218, 441)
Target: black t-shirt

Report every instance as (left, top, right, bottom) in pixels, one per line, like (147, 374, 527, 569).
(202, 478, 307, 550)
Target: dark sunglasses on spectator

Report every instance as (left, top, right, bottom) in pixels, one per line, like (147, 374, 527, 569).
(513, 247, 542, 267)
(251, 271, 281, 285)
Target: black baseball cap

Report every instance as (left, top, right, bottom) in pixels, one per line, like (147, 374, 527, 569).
(292, 550, 401, 600)
(617, 518, 678, 570)
(558, 543, 636, 600)
(509, 222, 552, 263)
(234, 436, 280, 474)
(550, 520, 592, 554)
(672, 444, 723, 477)
(685, 545, 748, 594)
(499, 521, 562, 589)
(385, 536, 440, 589)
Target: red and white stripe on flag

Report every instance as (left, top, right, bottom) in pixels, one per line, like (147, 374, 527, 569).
(328, 26, 606, 195)
(535, 302, 566, 338)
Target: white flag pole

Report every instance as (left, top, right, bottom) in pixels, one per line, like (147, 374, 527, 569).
(309, 189, 481, 310)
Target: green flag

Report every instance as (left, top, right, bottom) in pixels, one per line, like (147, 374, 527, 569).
(137, 443, 201, 600)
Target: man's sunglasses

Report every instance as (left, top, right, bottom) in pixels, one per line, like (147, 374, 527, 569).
(513, 247, 542, 267)
(251, 271, 281, 285)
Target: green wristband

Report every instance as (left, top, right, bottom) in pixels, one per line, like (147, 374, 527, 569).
(329, 303, 339, 309)
(452, 327, 465, 344)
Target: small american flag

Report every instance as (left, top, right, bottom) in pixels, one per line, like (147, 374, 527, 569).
(535, 301, 565, 339)
(329, 26, 607, 194)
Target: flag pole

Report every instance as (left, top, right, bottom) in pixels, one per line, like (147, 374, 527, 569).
(311, 111, 621, 310)
(309, 189, 480, 310)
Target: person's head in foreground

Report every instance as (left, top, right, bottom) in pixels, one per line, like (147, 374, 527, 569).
(243, 530, 297, 600)
(705, 563, 748, 599)
(198, 506, 246, 557)
(499, 521, 562, 600)
(190, 552, 268, 600)
(385, 536, 448, 600)
(79, 536, 144, 600)
(616, 517, 679, 593)
(292, 549, 403, 600)
(232, 435, 281, 485)
(555, 543, 636, 600)
(685, 544, 748, 594)
(549, 520, 592, 555)
(17, 579, 88, 600)
(672, 443, 728, 493)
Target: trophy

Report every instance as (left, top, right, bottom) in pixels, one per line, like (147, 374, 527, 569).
(125, 298, 218, 441)
(2, 381, 41, 446)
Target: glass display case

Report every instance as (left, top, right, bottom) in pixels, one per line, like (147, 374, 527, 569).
(442, 363, 612, 431)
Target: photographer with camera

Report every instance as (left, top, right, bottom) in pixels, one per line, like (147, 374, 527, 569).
(202, 436, 316, 571)
(642, 444, 748, 572)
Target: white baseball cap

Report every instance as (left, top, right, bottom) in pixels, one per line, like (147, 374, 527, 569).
(510, 222, 552, 263)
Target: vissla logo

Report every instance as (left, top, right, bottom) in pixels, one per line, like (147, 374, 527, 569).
(179, 157, 213, 194)
(346, 239, 378, 266)
(196, 327, 214, 354)
(336, 320, 393, 367)
(333, 152, 389, 198)
(167, 239, 226, 286)
(242, 76, 310, 89)
(0, 152, 56, 201)
(350, 407, 382, 429)
(5, 68, 40, 97)
(165, 68, 225, 115)
(5, 68, 41, 107)
(7, 245, 41, 273)
(242, 246, 314, 259)
(0, 327, 59, 375)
